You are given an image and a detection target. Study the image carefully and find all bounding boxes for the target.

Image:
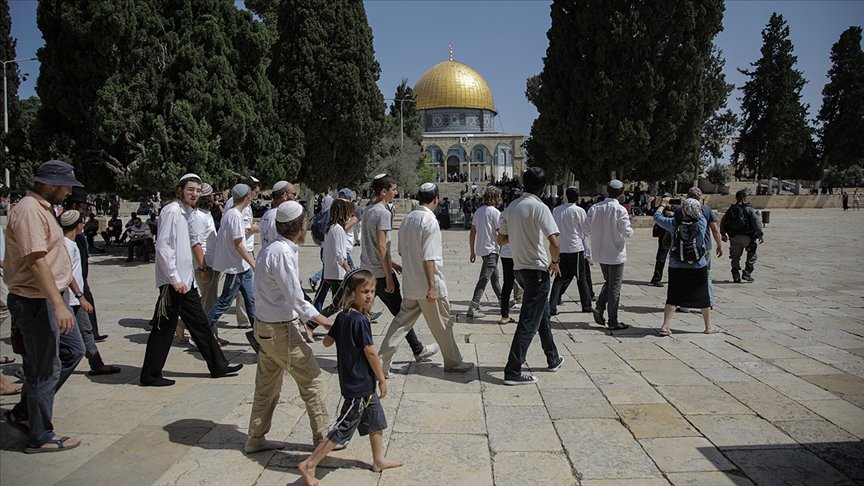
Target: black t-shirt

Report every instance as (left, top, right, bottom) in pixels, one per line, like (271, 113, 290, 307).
(328, 309, 376, 398)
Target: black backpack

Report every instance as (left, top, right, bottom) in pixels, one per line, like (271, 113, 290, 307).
(725, 203, 750, 233)
(311, 208, 330, 246)
(673, 220, 705, 264)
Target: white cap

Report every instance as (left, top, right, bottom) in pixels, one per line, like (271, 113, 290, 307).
(608, 179, 623, 190)
(419, 182, 436, 192)
(249, 175, 260, 183)
(180, 173, 201, 182)
(272, 180, 289, 192)
(276, 201, 304, 223)
(60, 209, 81, 227)
(373, 173, 387, 180)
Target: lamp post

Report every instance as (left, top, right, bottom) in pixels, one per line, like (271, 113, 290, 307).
(3, 57, 38, 187)
(384, 97, 415, 153)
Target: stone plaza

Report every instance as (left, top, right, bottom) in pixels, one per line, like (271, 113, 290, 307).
(1, 208, 863, 485)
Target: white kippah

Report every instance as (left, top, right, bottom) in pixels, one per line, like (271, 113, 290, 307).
(272, 180, 289, 192)
(419, 182, 436, 192)
(276, 201, 304, 223)
(373, 173, 387, 180)
(60, 209, 81, 227)
(232, 183, 250, 199)
(179, 173, 201, 182)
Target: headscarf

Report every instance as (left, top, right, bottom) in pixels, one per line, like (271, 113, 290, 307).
(682, 198, 702, 220)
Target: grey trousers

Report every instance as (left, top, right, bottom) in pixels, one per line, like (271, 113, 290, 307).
(729, 234, 757, 276)
(596, 263, 625, 325)
(471, 253, 502, 304)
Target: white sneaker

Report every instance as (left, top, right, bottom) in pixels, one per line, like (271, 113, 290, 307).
(414, 343, 440, 362)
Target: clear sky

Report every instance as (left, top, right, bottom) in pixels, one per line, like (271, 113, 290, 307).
(7, 0, 864, 141)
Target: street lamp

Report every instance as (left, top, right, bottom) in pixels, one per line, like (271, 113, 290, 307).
(3, 57, 38, 187)
(383, 97, 415, 153)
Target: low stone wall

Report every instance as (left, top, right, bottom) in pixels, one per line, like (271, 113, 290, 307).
(701, 194, 843, 210)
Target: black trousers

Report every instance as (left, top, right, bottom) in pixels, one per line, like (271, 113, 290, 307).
(140, 285, 229, 384)
(651, 235, 669, 283)
(550, 251, 592, 312)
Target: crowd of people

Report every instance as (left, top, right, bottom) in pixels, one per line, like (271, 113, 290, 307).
(2, 159, 774, 484)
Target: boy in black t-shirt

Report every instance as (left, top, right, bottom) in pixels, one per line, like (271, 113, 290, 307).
(298, 270, 402, 485)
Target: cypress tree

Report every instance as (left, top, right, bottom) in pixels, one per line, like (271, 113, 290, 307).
(34, 0, 282, 195)
(818, 26, 864, 172)
(527, 0, 726, 183)
(733, 13, 812, 185)
(269, 0, 384, 192)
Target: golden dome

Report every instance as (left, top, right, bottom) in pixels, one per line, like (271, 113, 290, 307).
(414, 60, 496, 113)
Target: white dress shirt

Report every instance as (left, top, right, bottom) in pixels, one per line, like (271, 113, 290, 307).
(254, 236, 319, 323)
(224, 197, 255, 252)
(471, 205, 501, 257)
(188, 208, 217, 262)
(155, 201, 196, 288)
(585, 198, 634, 265)
(498, 193, 559, 271)
(211, 207, 250, 274)
(398, 205, 447, 300)
(552, 203, 588, 254)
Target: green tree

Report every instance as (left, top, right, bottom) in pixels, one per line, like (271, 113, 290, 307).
(818, 26, 864, 171)
(388, 78, 421, 145)
(733, 13, 812, 185)
(1, 0, 21, 183)
(527, 0, 726, 183)
(269, 0, 384, 192)
(5, 96, 40, 188)
(705, 162, 729, 193)
(34, 0, 282, 196)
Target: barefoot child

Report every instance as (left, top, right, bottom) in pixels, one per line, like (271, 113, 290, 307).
(298, 270, 402, 485)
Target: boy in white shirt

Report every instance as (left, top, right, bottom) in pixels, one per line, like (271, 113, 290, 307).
(60, 210, 120, 376)
(467, 186, 503, 318)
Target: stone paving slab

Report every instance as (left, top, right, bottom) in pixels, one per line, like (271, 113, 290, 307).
(2, 208, 864, 485)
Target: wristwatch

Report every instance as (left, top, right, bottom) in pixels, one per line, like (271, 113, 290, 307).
(74, 291, 84, 299)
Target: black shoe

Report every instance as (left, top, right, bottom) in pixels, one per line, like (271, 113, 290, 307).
(741, 274, 754, 282)
(549, 308, 558, 317)
(141, 378, 175, 387)
(503, 374, 539, 386)
(581, 307, 593, 313)
(650, 281, 664, 287)
(547, 356, 564, 372)
(607, 322, 631, 331)
(94, 334, 108, 342)
(212, 364, 243, 378)
(592, 309, 606, 327)
(733, 277, 742, 283)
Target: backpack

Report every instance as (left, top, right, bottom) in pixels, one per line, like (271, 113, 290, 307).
(725, 203, 750, 234)
(672, 220, 705, 265)
(311, 209, 330, 246)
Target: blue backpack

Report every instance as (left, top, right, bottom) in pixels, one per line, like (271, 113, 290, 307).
(311, 209, 330, 246)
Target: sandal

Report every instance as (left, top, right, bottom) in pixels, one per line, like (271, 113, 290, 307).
(703, 327, 720, 334)
(0, 356, 15, 365)
(216, 337, 230, 347)
(25, 436, 81, 454)
(657, 328, 671, 337)
(497, 317, 515, 324)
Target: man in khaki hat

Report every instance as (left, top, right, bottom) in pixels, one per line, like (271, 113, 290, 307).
(4, 160, 84, 452)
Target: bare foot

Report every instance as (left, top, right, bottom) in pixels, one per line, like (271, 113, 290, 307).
(371, 459, 404, 472)
(298, 460, 319, 486)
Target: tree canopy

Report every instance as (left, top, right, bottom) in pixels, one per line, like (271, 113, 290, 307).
(818, 26, 864, 172)
(527, 0, 727, 183)
(733, 13, 812, 181)
(32, 0, 283, 196)
(269, 0, 384, 193)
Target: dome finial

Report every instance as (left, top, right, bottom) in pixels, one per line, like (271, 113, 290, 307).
(449, 43, 453, 61)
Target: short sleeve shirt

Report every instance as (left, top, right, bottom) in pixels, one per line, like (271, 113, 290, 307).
(4, 193, 72, 297)
(211, 207, 250, 274)
(360, 203, 392, 278)
(328, 309, 376, 398)
(323, 224, 348, 281)
(398, 206, 447, 300)
(471, 205, 501, 257)
(498, 193, 559, 271)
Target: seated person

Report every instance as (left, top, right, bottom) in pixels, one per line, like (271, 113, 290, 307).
(118, 212, 138, 243)
(101, 212, 124, 244)
(127, 216, 153, 262)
